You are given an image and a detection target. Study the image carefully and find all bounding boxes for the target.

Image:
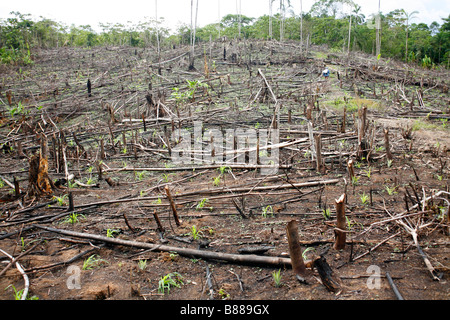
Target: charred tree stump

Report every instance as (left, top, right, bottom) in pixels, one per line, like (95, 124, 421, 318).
(27, 135, 56, 199)
(334, 194, 347, 250)
(165, 185, 181, 226)
(313, 256, 342, 293)
(384, 128, 393, 161)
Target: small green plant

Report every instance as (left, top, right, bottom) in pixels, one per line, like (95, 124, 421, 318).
(196, 198, 209, 210)
(158, 272, 184, 294)
(162, 173, 170, 183)
(190, 225, 203, 240)
(384, 185, 397, 196)
(53, 194, 68, 206)
(272, 269, 282, 287)
(6, 284, 38, 300)
(63, 212, 84, 224)
(218, 166, 231, 175)
(322, 207, 331, 220)
(262, 205, 273, 218)
(219, 287, 230, 300)
(363, 167, 372, 179)
(106, 229, 120, 238)
(0, 178, 4, 188)
(169, 252, 179, 261)
(82, 254, 107, 270)
(302, 247, 316, 260)
(346, 216, 357, 230)
(138, 259, 147, 271)
(212, 175, 222, 187)
(85, 177, 96, 185)
(359, 192, 369, 205)
(351, 176, 360, 186)
(135, 170, 148, 181)
(7, 102, 28, 117)
(387, 159, 393, 168)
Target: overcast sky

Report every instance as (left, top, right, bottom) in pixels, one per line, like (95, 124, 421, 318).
(1, 0, 448, 33)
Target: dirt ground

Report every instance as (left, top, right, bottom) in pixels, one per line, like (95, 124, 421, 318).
(0, 42, 449, 301)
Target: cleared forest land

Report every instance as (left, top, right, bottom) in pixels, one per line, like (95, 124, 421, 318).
(0, 41, 449, 300)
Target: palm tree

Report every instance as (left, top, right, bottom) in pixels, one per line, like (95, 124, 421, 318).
(347, 3, 363, 54)
(155, 0, 160, 58)
(376, 0, 381, 57)
(269, 0, 273, 39)
(189, 0, 199, 70)
(402, 9, 419, 61)
(300, 0, 303, 52)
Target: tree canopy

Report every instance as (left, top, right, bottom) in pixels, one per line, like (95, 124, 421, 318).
(1, 2, 449, 68)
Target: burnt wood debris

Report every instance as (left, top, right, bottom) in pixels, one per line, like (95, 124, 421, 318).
(0, 39, 449, 300)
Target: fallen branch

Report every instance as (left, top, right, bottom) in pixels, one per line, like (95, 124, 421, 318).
(0, 248, 30, 300)
(35, 225, 310, 268)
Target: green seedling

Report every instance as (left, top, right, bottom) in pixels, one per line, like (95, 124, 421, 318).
(135, 170, 148, 181)
(219, 287, 230, 300)
(272, 269, 282, 287)
(63, 212, 84, 224)
(359, 192, 369, 205)
(190, 225, 203, 240)
(384, 185, 398, 195)
(351, 176, 360, 186)
(212, 175, 222, 187)
(6, 285, 38, 300)
(158, 272, 183, 294)
(196, 198, 209, 210)
(53, 194, 68, 206)
(82, 254, 107, 270)
(363, 167, 372, 179)
(138, 259, 147, 271)
(106, 229, 120, 238)
(262, 205, 273, 218)
(322, 208, 331, 220)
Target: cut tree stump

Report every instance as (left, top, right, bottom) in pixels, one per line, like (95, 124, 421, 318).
(286, 220, 309, 283)
(334, 194, 347, 250)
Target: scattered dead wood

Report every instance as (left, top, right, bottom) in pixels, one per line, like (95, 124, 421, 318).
(1, 43, 448, 301)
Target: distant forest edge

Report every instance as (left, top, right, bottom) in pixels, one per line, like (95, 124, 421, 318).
(1, 1, 449, 69)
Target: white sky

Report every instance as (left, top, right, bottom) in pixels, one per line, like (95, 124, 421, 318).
(1, 0, 448, 33)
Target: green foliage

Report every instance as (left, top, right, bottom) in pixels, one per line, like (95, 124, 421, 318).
(6, 284, 39, 300)
(82, 254, 107, 270)
(272, 269, 282, 287)
(0, 9, 448, 68)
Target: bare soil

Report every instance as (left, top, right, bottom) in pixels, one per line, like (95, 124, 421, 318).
(0, 42, 449, 301)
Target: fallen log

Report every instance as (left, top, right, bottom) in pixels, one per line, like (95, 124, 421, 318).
(35, 225, 311, 268)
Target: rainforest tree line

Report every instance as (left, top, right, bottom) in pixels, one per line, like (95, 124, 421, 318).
(1, 0, 449, 68)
